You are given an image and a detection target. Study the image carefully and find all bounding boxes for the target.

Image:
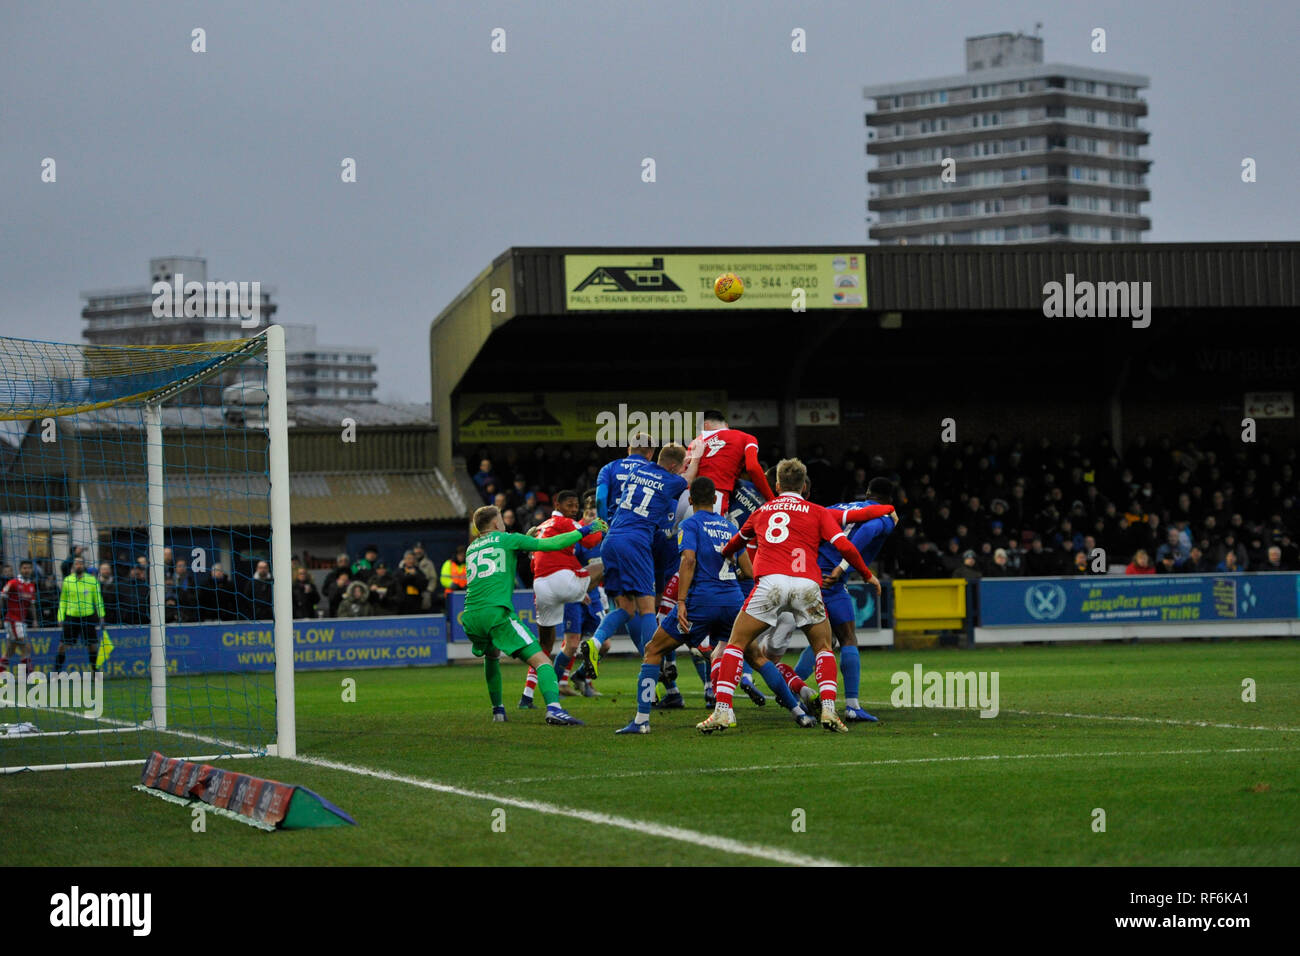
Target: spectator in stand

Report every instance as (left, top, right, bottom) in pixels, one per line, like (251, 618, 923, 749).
(173, 558, 200, 624)
(505, 475, 530, 512)
(940, 537, 964, 576)
(120, 565, 149, 625)
(1180, 546, 1210, 573)
(1069, 550, 1089, 575)
(246, 560, 274, 620)
(501, 508, 520, 533)
(1022, 536, 1057, 576)
(440, 545, 467, 596)
(1155, 552, 1179, 574)
(292, 567, 321, 619)
(1126, 549, 1155, 575)
(338, 581, 376, 618)
(321, 568, 351, 618)
(952, 550, 983, 582)
(1216, 551, 1242, 573)
(206, 564, 238, 621)
(368, 560, 396, 612)
(391, 551, 429, 615)
(163, 569, 178, 623)
(1218, 533, 1248, 571)
(96, 562, 121, 625)
(411, 543, 440, 610)
(328, 553, 350, 584)
(351, 546, 379, 583)
(984, 548, 1013, 577)
(1155, 527, 1190, 566)
(1246, 533, 1269, 570)
(1261, 545, 1288, 573)
(472, 458, 497, 503)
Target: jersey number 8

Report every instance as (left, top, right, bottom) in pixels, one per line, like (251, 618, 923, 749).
(764, 512, 790, 543)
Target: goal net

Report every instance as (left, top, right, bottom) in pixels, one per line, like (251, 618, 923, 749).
(0, 327, 295, 772)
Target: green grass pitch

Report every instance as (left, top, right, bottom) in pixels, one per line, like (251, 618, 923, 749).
(4, 640, 1298, 866)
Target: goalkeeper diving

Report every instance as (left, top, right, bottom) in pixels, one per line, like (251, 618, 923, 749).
(462, 504, 608, 725)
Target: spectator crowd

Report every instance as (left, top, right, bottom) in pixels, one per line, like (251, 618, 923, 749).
(1, 541, 474, 625)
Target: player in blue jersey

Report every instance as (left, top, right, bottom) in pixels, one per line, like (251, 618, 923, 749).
(595, 444, 689, 658)
(657, 477, 769, 708)
(577, 434, 656, 674)
(783, 476, 898, 722)
(595, 433, 654, 524)
(614, 478, 773, 732)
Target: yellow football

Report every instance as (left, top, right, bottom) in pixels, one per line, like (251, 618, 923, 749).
(713, 272, 744, 302)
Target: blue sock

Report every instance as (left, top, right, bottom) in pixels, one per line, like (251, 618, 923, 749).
(629, 613, 654, 654)
(554, 650, 571, 679)
(795, 645, 815, 680)
(594, 606, 629, 646)
(758, 661, 803, 711)
(635, 662, 659, 718)
(841, 645, 861, 700)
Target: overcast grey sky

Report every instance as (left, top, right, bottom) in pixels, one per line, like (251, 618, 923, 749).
(3, 0, 1297, 402)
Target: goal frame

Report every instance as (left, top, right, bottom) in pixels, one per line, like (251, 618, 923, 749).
(0, 324, 296, 771)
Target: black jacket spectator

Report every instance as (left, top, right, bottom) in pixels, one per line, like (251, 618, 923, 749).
(368, 565, 397, 612)
(321, 570, 351, 618)
(173, 569, 201, 624)
(390, 562, 430, 615)
(292, 571, 321, 619)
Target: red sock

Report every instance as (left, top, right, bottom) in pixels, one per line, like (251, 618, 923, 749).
(714, 646, 745, 707)
(814, 650, 838, 703)
(775, 661, 807, 694)
(523, 667, 538, 697)
(709, 657, 722, 694)
(556, 655, 571, 682)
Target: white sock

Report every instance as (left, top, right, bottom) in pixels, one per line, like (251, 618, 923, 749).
(634, 712, 650, 724)
(847, 697, 860, 709)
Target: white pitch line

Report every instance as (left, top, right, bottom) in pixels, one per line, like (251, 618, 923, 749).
(855, 700, 1300, 733)
(285, 751, 846, 868)
(494, 745, 1297, 786)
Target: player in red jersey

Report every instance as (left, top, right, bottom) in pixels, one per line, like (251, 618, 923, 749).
(682, 410, 775, 514)
(520, 490, 604, 708)
(2, 560, 39, 676)
(698, 458, 894, 734)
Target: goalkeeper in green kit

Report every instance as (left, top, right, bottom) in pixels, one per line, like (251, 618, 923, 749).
(462, 504, 607, 725)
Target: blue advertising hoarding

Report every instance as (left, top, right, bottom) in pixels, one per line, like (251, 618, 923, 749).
(445, 589, 539, 642)
(21, 614, 447, 676)
(979, 573, 1300, 627)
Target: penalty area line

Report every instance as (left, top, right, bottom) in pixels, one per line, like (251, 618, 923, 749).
(285, 751, 846, 868)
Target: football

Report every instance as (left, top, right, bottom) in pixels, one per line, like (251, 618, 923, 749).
(713, 272, 744, 302)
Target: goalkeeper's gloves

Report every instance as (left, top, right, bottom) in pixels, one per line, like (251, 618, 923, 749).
(579, 518, 608, 536)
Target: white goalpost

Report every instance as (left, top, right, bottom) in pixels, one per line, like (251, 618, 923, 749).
(0, 326, 295, 772)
